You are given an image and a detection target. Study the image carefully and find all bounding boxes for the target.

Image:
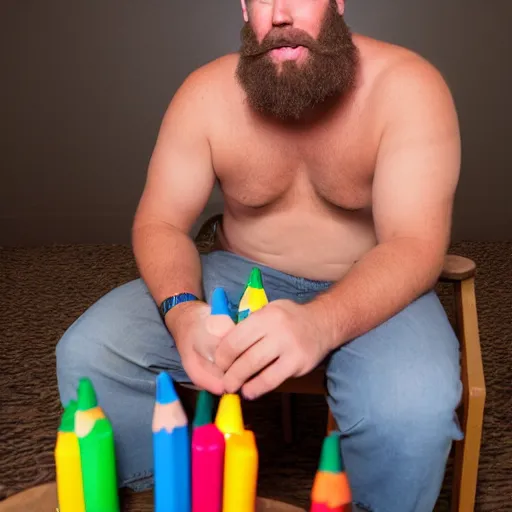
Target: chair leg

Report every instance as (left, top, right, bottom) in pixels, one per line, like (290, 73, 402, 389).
(451, 278, 486, 512)
(281, 393, 294, 444)
(451, 395, 485, 512)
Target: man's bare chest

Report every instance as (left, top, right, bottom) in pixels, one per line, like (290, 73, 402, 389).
(210, 123, 377, 212)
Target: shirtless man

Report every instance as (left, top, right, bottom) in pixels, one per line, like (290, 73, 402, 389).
(56, 1, 463, 510)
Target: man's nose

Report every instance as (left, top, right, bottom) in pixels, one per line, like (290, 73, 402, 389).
(272, 0, 293, 26)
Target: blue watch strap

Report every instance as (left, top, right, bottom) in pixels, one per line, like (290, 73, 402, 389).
(159, 293, 199, 319)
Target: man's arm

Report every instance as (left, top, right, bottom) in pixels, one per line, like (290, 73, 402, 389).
(132, 68, 216, 322)
(306, 56, 461, 350)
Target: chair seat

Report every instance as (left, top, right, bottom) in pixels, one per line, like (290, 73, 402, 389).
(275, 366, 326, 395)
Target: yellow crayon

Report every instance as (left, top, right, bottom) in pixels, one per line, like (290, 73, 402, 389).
(238, 268, 268, 322)
(215, 393, 244, 439)
(54, 400, 85, 512)
(222, 430, 259, 512)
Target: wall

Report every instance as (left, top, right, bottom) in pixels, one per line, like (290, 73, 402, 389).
(0, 0, 510, 245)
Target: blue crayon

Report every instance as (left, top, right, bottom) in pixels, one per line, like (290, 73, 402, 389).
(152, 372, 190, 512)
(211, 287, 231, 317)
(211, 287, 238, 323)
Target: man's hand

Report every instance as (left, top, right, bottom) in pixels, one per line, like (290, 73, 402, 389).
(168, 302, 235, 396)
(214, 300, 331, 400)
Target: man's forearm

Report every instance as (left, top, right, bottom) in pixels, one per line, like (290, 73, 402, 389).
(132, 220, 204, 307)
(305, 237, 446, 350)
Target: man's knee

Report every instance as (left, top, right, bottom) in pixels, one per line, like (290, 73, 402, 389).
(331, 376, 461, 443)
(367, 370, 463, 450)
(56, 281, 145, 399)
(56, 279, 182, 406)
(56, 317, 113, 404)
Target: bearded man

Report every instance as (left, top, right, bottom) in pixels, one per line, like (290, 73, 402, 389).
(56, 1, 463, 510)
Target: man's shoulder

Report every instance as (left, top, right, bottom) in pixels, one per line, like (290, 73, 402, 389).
(355, 34, 453, 107)
(354, 34, 456, 129)
(177, 53, 240, 100)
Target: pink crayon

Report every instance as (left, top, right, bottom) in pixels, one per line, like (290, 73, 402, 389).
(192, 423, 225, 512)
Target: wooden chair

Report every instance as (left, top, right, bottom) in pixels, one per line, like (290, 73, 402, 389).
(194, 215, 486, 512)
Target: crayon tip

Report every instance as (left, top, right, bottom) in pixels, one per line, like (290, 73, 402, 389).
(247, 267, 264, 289)
(215, 394, 244, 436)
(156, 371, 178, 405)
(318, 433, 344, 473)
(77, 378, 98, 411)
(193, 390, 214, 428)
(59, 400, 77, 432)
(211, 288, 231, 317)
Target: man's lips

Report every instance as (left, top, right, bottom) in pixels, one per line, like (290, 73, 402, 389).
(269, 45, 307, 61)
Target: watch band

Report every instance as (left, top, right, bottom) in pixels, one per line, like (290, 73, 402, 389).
(159, 293, 199, 319)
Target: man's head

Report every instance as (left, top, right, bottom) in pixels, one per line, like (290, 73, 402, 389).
(236, 0, 359, 121)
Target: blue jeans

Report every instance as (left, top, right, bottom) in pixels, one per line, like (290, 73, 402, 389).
(56, 250, 463, 512)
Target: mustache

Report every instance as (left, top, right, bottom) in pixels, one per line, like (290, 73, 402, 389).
(240, 28, 336, 58)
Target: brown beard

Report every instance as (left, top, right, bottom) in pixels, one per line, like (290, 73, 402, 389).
(236, 2, 359, 121)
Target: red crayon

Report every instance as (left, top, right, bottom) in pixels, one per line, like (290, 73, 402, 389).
(310, 504, 330, 512)
(311, 503, 351, 512)
(192, 423, 225, 512)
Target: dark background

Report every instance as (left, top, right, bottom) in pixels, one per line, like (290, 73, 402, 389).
(1, 0, 510, 245)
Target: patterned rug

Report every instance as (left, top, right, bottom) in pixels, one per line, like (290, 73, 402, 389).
(0, 241, 510, 511)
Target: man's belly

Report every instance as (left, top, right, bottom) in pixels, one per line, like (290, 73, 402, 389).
(217, 209, 377, 282)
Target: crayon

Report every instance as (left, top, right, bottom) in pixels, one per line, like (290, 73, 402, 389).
(54, 400, 85, 512)
(75, 378, 120, 512)
(310, 433, 352, 512)
(153, 372, 190, 512)
(215, 393, 244, 438)
(222, 430, 259, 512)
(207, 287, 236, 339)
(237, 267, 269, 322)
(193, 390, 215, 429)
(211, 287, 232, 317)
(192, 424, 225, 512)
(310, 506, 331, 512)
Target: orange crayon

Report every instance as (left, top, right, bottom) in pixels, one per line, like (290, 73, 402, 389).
(311, 433, 352, 512)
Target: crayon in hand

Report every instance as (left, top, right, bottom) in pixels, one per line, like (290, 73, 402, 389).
(153, 372, 190, 512)
(207, 288, 236, 338)
(238, 267, 269, 322)
(54, 400, 85, 512)
(310, 433, 352, 512)
(75, 378, 120, 512)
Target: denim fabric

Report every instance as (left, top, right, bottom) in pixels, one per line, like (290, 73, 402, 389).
(56, 250, 462, 512)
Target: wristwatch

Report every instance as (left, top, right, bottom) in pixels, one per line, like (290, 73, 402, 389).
(159, 293, 199, 319)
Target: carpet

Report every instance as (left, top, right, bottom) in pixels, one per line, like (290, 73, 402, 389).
(0, 241, 511, 511)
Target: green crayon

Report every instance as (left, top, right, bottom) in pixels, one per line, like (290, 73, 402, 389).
(193, 390, 215, 428)
(75, 378, 120, 512)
